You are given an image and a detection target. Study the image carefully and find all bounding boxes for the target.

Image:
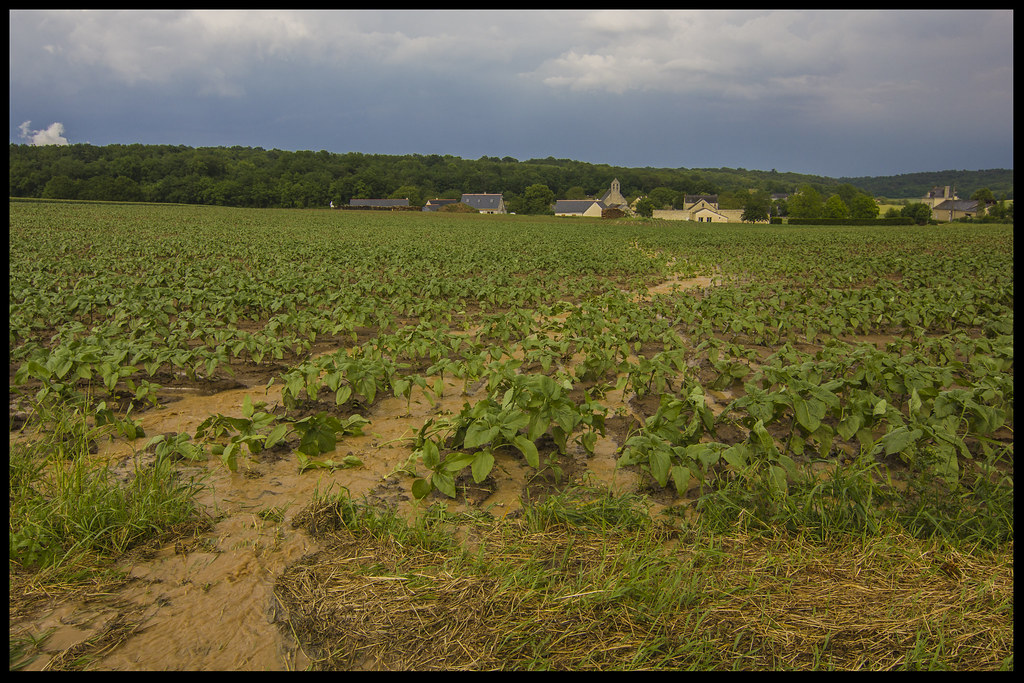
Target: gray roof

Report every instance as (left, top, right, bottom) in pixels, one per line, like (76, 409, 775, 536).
(460, 193, 503, 211)
(422, 198, 460, 211)
(554, 199, 603, 213)
(933, 199, 979, 212)
(685, 194, 718, 204)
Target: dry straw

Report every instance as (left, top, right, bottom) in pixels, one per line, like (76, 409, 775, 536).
(274, 499, 1013, 670)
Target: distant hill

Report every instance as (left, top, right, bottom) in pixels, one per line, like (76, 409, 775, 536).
(839, 169, 1013, 200)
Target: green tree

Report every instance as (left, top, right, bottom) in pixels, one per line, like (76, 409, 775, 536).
(849, 194, 880, 219)
(634, 197, 655, 218)
(522, 184, 555, 215)
(985, 199, 1009, 221)
(787, 185, 824, 219)
(901, 202, 933, 225)
(647, 187, 677, 209)
(971, 187, 995, 203)
(40, 175, 79, 200)
(823, 194, 850, 220)
(563, 185, 588, 200)
(390, 184, 423, 207)
(741, 191, 771, 222)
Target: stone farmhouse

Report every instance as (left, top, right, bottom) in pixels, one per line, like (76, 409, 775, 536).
(922, 186, 984, 222)
(651, 194, 742, 222)
(553, 179, 634, 217)
(553, 199, 605, 217)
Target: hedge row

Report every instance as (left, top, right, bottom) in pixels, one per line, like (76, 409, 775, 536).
(780, 217, 917, 225)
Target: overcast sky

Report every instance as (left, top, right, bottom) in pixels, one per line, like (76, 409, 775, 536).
(9, 9, 1014, 178)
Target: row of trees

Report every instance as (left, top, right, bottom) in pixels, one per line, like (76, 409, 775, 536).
(10, 143, 864, 212)
(10, 144, 1011, 217)
(629, 183, 882, 222)
(841, 169, 1013, 201)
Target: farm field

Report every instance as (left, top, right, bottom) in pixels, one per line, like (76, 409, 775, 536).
(9, 201, 1014, 670)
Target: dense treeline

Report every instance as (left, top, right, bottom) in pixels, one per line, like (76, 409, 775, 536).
(840, 169, 1013, 201)
(8, 143, 1012, 210)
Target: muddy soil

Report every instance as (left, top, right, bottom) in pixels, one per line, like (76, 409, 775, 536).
(10, 270, 728, 671)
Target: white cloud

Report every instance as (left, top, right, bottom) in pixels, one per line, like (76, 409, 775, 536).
(10, 10, 573, 96)
(19, 121, 70, 146)
(13, 10, 317, 96)
(526, 8, 1013, 122)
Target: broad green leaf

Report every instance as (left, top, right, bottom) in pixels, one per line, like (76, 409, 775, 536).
(722, 443, 750, 470)
(580, 431, 597, 455)
(471, 450, 495, 483)
(670, 465, 691, 496)
(418, 439, 440, 469)
(881, 426, 922, 456)
(265, 423, 288, 449)
(768, 464, 788, 496)
(392, 378, 411, 399)
(793, 395, 825, 433)
(512, 435, 539, 469)
(443, 452, 476, 472)
(837, 413, 864, 441)
(909, 388, 922, 416)
(431, 470, 456, 498)
(649, 447, 671, 487)
(411, 478, 433, 500)
(465, 422, 499, 450)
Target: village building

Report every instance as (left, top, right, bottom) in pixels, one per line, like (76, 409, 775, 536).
(922, 186, 957, 208)
(690, 206, 732, 223)
(683, 194, 719, 210)
(555, 179, 632, 217)
(921, 185, 989, 221)
(554, 199, 605, 217)
(422, 198, 461, 212)
(931, 198, 983, 222)
(460, 193, 507, 214)
(599, 178, 630, 213)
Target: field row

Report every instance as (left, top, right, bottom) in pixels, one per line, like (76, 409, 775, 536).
(8, 202, 1014, 522)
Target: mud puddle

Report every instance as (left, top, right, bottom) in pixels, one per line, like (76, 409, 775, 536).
(11, 266, 719, 671)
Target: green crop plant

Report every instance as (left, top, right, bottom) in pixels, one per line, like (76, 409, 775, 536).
(618, 385, 726, 495)
(193, 396, 290, 471)
(406, 373, 606, 500)
(290, 412, 370, 459)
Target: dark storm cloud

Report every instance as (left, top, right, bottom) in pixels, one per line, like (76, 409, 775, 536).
(9, 10, 1013, 176)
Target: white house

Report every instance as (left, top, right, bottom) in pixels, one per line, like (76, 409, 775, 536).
(554, 199, 605, 217)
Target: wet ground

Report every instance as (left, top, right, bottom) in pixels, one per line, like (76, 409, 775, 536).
(10, 272, 727, 670)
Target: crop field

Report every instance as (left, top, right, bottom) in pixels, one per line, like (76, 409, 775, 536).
(9, 201, 1014, 670)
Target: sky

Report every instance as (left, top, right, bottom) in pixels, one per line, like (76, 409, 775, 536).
(8, 9, 1014, 178)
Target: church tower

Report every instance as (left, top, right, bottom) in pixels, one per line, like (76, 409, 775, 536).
(601, 178, 628, 208)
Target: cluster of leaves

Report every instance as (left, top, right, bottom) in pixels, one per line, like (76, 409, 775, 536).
(402, 373, 606, 500)
(149, 395, 369, 473)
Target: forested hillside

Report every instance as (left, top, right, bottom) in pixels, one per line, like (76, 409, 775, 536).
(840, 169, 1013, 200)
(8, 143, 1012, 209)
